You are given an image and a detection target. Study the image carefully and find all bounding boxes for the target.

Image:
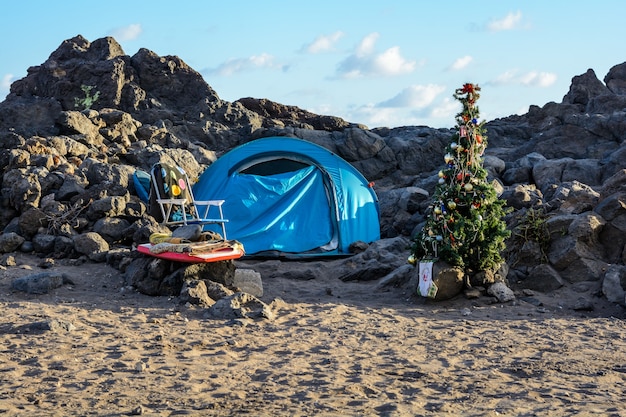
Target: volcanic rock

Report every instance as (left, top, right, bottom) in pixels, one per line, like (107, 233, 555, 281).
(2, 34, 626, 308)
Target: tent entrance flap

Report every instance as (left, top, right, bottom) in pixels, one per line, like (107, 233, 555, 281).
(204, 166, 336, 255)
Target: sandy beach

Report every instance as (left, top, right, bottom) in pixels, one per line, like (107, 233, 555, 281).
(1, 252, 625, 417)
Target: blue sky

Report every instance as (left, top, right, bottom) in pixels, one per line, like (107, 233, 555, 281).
(2, 1, 625, 129)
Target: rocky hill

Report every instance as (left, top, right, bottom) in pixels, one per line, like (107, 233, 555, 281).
(1, 35, 626, 309)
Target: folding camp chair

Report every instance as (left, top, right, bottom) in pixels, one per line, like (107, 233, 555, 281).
(149, 163, 228, 239)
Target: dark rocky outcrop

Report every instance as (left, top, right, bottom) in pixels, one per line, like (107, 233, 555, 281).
(235, 97, 357, 132)
(2, 35, 626, 310)
(11, 271, 73, 294)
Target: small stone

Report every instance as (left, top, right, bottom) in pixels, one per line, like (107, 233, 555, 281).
(464, 287, 481, 299)
(349, 240, 369, 253)
(0, 232, 25, 253)
(1, 255, 17, 267)
(487, 282, 516, 303)
(38, 258, 56, 269)
(233, 269, 263, 297)
(179, 280, 213, 307)
(572, 297, 594, 311)
(20, 241, 34, 253)
(520, 296, 543, 307)
(11, 272, 68, 294)
(172, 224, 202, 241)
(47, 319, 76, 333)
(129, 405, 144, 415)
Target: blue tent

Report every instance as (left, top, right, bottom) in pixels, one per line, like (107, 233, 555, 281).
(193, 137, 380, 256)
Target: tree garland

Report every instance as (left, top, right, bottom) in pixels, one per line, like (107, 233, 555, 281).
(410, 84, 510, 273)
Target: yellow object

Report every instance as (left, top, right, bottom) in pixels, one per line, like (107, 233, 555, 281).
(149, 232, 172, 245)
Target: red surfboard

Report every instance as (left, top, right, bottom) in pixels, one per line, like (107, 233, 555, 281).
(136, 243, 244, 263)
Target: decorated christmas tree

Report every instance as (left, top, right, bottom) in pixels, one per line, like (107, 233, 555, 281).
(410, 84, 510, 282)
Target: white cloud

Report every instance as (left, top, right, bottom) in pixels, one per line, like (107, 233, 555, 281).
(490, 70, 519, 85)
(359, 106, 400, 126)
(356, 32, 379, 56)
(336, 32, 416, 78)
(344, 102, 455, 129)
(515, 105, 531, 115)
(489, 69, 557, 87)
(302, 31, 344, 54)
(520, 71, 557, 87)
(429, 97, 460, 119)
(377, 84, 446, 108)
(1, 73, 13, 98)
(448, 55, 473, 71)
(341, 104, 404, 128)
(373, 46, 416, 75)
(208, 53, 286, 76)
(487, 11, 523, 32)
(319, 93, 457, 129)
(1, 73, 13, 89)
(109, 23, 142, 41)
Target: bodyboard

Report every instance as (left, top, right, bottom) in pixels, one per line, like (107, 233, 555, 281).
(137, 243, 244, 263)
